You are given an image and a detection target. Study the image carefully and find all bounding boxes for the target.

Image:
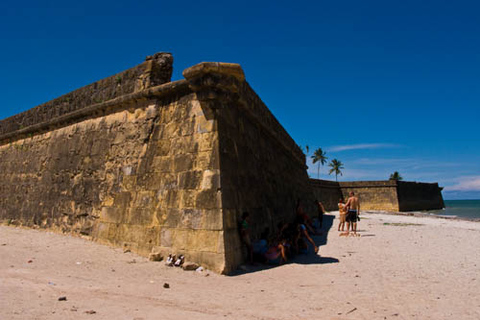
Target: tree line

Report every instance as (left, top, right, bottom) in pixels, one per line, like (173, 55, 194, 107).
(304, 145, 403, 182)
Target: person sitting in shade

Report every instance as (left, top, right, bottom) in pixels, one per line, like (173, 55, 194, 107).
(295, 216, 319, 254)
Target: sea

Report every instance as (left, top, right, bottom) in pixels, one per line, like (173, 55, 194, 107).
(428, 199, 480, 220)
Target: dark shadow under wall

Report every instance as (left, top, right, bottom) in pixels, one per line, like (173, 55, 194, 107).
(229, 213, 338, 276)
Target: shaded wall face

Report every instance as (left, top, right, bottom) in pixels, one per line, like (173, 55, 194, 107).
(397, 182, 444, 211)
(216, 94, 316, 272)
(0, 95, 227, 273)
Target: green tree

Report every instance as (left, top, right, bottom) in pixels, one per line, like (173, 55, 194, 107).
(311, 148, 327, 179)
(328, 159, 344, 182)
(389, 171, 403, 181)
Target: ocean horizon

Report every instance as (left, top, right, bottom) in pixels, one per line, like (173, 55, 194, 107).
(429, 199, 480, 220)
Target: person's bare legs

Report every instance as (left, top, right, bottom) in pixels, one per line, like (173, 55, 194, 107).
(279, 244, 287, 263)
(353, 222, 360, 236)
(340, 221, 350, 237)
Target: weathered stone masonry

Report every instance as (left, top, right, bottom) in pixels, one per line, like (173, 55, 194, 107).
(0, 53, 315, 273)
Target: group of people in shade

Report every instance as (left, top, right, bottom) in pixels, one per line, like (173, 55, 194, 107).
(239, 192, 361, 266)
(239, 199, 326, 266)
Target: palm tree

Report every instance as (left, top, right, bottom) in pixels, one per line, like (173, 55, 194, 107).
(389, 171, 403, 181)
(328, 159, 344, 182)
(311, 148, 327, 179)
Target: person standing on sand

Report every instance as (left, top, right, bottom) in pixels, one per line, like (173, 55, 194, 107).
(344, 191, 360, 236)
(338, 198, 347, 232)
(315, 200, 325, 230)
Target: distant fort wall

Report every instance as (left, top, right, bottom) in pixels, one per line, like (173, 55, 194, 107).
(310, 179, 444, 212)
(0, 54, 315, 273)
(309, 179, 343, 211)
(396, 181, 445, 211)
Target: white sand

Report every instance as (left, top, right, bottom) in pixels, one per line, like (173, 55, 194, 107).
(1, 212, 479, 320)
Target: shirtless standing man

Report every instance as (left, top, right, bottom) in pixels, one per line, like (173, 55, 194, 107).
(345, 191, 360, 236)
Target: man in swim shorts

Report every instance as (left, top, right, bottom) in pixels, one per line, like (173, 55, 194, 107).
(344, 191, 360, 236)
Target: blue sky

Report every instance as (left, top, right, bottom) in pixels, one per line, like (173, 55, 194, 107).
(0, 0, 479, 199)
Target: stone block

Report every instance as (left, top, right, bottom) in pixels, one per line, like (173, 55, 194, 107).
(170, 136, 199, 155)
(202, 209, 223, 230)
(199, 169, 220, 190)
(195, 116, 215, 134)
(165, 190, 180, 208)
(178, 170, 202, 190)
(180, 208, 203, 229)
(100, 207, 125, 224)
(172, 229, 188, 250)
(112, 132, 127, 145)
(193, 151, 216, 170)
(107, 223, 121, 242)
(186, 230, 218, 253)
(93, 221, 110, 240)
(134, 191, 156, 208)
(128, 207, 153, 225)
(91, 139, 110, 156)
(195, 189, 221, 210)
(173, 154, 193, 172)
(216, 231, 225, 254)
(179, 190, 196, 208)
(197, 251, 225, 274)
(179, 118, 195, 136)
(121, 175, 137, 191)
(155, 140, 171, 156)
(159, 122, 179, 139)
(197, 132, 217, 152)
(144, 172, 164, 190)
(160, 228, 172, 247)
(164, 208, 181, 227)
(113, 192, 132, 209)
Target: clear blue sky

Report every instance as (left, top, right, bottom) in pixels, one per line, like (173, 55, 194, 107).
(1, 0, 479, 199)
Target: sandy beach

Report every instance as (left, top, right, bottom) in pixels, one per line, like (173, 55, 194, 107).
(1, 212, 479, 320)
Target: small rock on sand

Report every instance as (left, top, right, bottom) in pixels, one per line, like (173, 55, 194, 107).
(148, 252, 163, 262)
(182, 263, 199, 271)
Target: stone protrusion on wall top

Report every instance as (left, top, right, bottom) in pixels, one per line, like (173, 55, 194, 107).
(135, 52, 174, 91)
(182, 62, 246, 110)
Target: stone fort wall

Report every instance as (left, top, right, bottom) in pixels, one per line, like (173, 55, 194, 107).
(0, 55, 316, 273)
(183, 64, 316, 269)
(310, 179, 444, 212)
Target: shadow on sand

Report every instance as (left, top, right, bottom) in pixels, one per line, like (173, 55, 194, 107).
(230, 214, 338, 276)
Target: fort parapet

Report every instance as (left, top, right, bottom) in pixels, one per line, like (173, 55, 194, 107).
(0, 53, 315, 273)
